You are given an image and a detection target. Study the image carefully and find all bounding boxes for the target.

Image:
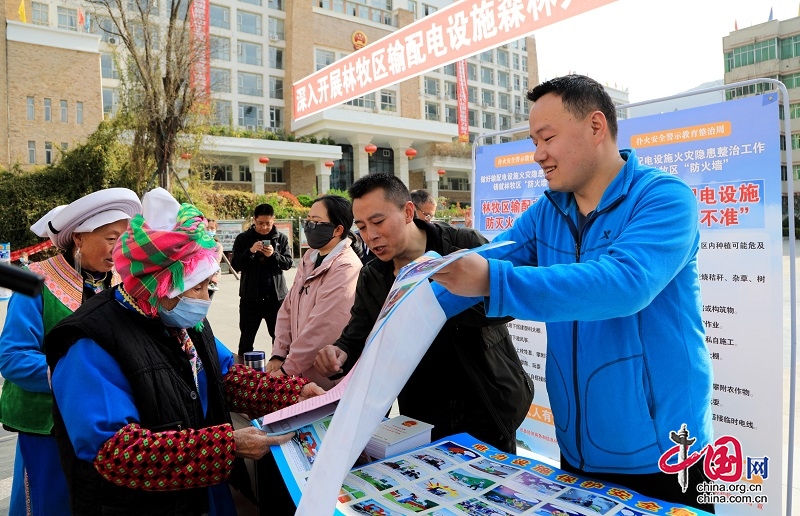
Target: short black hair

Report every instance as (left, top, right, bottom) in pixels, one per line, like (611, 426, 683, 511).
(527, 74, 618, 140)
(253, 203, 275, 218)
(410, 189, 435, 208)
(313, 195, 353, 238)
(348, 173, 410, 209)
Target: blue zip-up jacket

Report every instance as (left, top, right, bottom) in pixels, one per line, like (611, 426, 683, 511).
(437, 149, 713, 474)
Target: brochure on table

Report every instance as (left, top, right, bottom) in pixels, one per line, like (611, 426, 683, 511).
(291, 241, 509, 515)
(273, 424, 712, 516)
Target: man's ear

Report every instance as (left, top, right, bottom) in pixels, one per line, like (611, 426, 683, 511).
(404, 201, 416, 223)
(589, 110, 608, 143)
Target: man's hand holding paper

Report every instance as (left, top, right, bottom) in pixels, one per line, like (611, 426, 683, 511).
(431, 252, 491, 297)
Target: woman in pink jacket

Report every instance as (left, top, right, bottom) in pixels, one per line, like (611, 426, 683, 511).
(267, 195, 363, 389)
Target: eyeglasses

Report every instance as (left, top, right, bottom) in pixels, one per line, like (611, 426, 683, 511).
(302, 220, 335, 230)
(415, 207, 434, 221)
(254, 221, 273, 228)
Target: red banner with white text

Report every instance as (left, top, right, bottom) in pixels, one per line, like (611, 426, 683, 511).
(456, 59, 469, 143)
(292, 0, 616, 120)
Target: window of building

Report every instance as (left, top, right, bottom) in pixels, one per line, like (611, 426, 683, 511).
(497, 49, 508, 68)
(237, 11, 261, 35)
(424, 77, 439, 96)
(269, 76, 283, 99)
(445, 105, 457, 124)
(482, 112, 495, 130)
(268, 17, 284, 40)
(345, 93, 376, 109)
(239, 164, 252, 182)
(422, 3, 437, 16)
(127, 0, 158, 15)
(794, 165, 800, 180)
(499, 114, 511, 130)
(238, 71, 263, 96)
(792, 133, 800, 150)
(211, 36, 231, 61)
(482, 90, 495, 108)
(238, 40, 262, 66)
(44, 98, 51, 121)
(203, 164, 233, 181)
(443, 63, 456, 76)
(213, 100, 231, 125)
(267, 0, 283, 9)
(514, 74, 521, 91)
(479, 50, 493, 63)
(468, 109, 477, 127)
(45, 142, 53, 164)
(441, 176, 470, 191)
(28, 141, 36, 164)
(781, 35, 800, 60)
(315, 49, 336, 71)
(209, 4, 230, 28)
(32, 2, 48, 25)
(499, 92, 510, 111)
(521, 56, 528, 72)
(380, 89, 397, 111)
(444, 81, 456, 100)
(131, 23, 159, 50)
(269, 106, 282, 130)
(425, 102, 439, 121)
(269, 47, 283, 69)
(368, 147, 393, 175)
(211, 68, 231, 92)
(480, 67, 494, 85)
(512, 54, 519, 70)
(76, 101, 83, 123)
(783, 73, 800, 90)
(781, 134, 786, 151)
(60, 100, 68, 122)
(791, 103, 800, 119)
(467, 63, 477, 81)
(57, 7, 77, 31)
(101, 53, 119, 79)
(102, 88, 118, 116)
(497, 70, 509, 90)
(27, 97, 34, 120)
(468, 86, 477, 104)
(238, 103, 263, 127)
(266, 166, 283, 183)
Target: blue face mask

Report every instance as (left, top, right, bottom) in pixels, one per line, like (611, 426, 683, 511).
(207, 231, 216, 238)
(159, 296, 211, 328)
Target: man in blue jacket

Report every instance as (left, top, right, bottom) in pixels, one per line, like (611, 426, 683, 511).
(433, 75, 714, 513)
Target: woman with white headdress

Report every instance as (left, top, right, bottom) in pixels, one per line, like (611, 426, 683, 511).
(0, 188, 141, 516)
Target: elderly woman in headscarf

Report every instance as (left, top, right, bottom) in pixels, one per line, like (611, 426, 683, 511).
(45, 188, 323, 515)
(0, 187, 141, 516)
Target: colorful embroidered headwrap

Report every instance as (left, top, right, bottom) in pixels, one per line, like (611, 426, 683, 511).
(114, 198, 219, 317)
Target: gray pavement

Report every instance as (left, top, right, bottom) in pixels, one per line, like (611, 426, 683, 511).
(1, 247, 800, 514)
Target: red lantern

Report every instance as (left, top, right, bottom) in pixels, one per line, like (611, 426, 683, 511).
(259, 156, 270, 165)
(324, 160, 335, 168)
(180, 152, 192, 160)
(364, 143, 377, 156)
(437, 168, 446, 176)
(404, 148, 417, 159)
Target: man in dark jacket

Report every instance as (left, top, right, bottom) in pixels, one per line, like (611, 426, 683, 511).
(314, 173, 532, 453)
(231, 203, 293, 357)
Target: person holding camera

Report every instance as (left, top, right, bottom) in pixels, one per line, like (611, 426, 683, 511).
(231, 203, 292, 359)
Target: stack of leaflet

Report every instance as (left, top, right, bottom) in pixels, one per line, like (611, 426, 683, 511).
(364, 415, 434, 460)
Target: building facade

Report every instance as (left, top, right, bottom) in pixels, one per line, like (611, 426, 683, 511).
(3, 0, 540, 205)
(723, 15, 800, 204)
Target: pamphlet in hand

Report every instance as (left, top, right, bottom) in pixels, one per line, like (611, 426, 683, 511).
(364, 415, 434, 460)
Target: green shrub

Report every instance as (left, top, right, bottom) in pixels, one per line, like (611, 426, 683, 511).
(297, 194, 315, 207)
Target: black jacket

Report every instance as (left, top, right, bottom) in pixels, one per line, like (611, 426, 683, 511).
(335, 219, 533, 452)
(231, 226, 292, 302)
(45, 288, 239, 515)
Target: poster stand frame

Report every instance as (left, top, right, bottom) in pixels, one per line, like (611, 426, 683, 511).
(471, 78, 796, 516)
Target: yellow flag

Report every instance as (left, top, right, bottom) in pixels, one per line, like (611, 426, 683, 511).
(18, 0, 26, 22)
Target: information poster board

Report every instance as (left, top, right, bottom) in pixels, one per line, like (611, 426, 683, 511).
(215, 219, 245, 252)
(617, 93, 782, 515)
